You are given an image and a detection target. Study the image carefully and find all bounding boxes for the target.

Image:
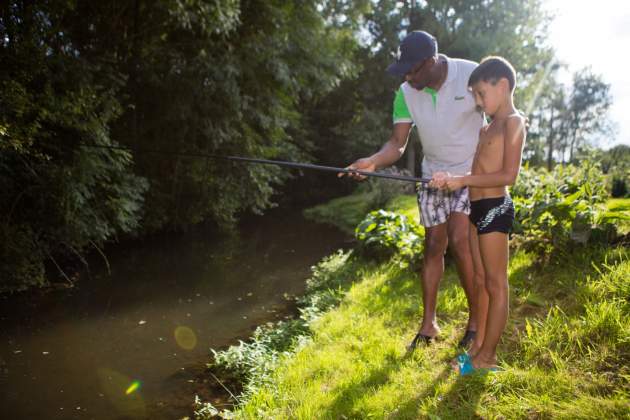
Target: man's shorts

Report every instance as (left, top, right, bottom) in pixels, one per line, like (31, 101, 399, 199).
(416, 184, 470, 228)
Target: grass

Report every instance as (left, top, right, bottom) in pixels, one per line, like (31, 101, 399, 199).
(607, 198, 630, 212)
(303, 193, 421, 235)
(303, 192, 375, 235)
(607, 197, 630, 235)
(233, 243, 629, 419)
(226, 195, 630, 419)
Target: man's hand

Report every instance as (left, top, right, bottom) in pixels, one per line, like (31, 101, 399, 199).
(430, 172, 466, 191)
(338, 157, 376, 181)
(429, 171, 450, 189)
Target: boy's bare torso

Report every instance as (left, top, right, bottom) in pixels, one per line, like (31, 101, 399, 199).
(469, 114, 520, 200)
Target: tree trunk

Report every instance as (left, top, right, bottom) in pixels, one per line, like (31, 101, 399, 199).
(547, 108, 555, 170)
(569, 129, 578, 162)
(130, 0, 141, 145)
(406, 139, 416, 176)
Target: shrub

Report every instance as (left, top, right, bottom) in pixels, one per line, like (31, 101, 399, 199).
(511, 162, 623, 257)
(0, 224, 45, 292)
(355, 209, 424, 263)
(355, 167, 417, 209)
(611, 175, 628, 198)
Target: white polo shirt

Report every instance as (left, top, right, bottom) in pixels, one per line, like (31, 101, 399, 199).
(393, 55, 483, 177)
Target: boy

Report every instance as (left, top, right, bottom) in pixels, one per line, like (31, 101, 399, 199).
(430, 56, 526, 374)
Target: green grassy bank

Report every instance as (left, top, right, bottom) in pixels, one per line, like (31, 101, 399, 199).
(202, 196, 629, 419)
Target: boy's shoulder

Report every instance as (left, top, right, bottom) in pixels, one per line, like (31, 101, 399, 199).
(502, 112, 527, 141)
(505, 112, 527, 127)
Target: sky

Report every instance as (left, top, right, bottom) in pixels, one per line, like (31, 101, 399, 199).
(545, 0, 630, 148)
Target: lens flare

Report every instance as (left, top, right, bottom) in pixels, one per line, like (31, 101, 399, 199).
(97, 368, 145, 417)
(174, 326, 197, 350)
(525, 57, 557, 116)
(125, 380, 141, 395)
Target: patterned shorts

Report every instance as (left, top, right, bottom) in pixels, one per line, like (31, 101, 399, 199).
(416, 185, 470, 228)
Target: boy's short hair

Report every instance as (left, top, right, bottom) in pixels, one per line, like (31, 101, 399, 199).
(468, 56, 516, 92)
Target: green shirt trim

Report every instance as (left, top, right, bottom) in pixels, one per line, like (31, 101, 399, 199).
(393, 87, 412, 123)
(423, 87, 437, 109)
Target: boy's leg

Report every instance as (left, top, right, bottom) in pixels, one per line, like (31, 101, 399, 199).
(468, 221, 488, 356)
(446, 212, 477, 333)
(473, 231, 509, 368)
(418, 223, 448, 337)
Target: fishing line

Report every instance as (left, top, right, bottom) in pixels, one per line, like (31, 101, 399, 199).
(78, 143, 430, 184)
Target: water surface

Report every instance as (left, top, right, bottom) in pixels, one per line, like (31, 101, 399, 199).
(0, 211, 348, 419)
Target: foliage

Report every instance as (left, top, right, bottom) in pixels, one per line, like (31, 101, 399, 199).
(0, 0, 358, 291)
(597, 145, 630, 198)
(0, 224, 45, 292)
(193, 396, 235, 419)
(0, 1, 148, 291)
(525, 68, 613, 168)
(0, 144, 148, 292)
(355, 209, 424, 263)
(303, 192, 374, 235)
(564, 69, 614, 160)
(511, 162, 625, 258)
(354, 167, 416, 209)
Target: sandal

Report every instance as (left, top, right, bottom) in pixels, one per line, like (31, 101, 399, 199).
(457, 330, 476, 349)
(456, 353, 500, 376)
(406, 332, 434, 353)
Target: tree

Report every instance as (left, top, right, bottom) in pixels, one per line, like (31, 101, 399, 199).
(0, 0, 148, 291)
(308, 0, 554, 176)
(0, 0, 364, 291)
(564, 69, 612, 162)
(527, 67, 613, 168)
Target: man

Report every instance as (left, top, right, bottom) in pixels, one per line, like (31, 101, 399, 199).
(340, 31, 483, 350)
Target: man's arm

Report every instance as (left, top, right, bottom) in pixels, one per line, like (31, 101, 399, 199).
(369, 122, 413, 168)
(340, 122, 412, 179)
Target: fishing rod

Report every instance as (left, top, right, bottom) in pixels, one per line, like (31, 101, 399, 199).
(79, 143, 431, 184)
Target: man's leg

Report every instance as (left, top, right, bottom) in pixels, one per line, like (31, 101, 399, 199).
(446, 212, 477, 333)
(418, 223, 448, 338)
(473, 232, 509, 368)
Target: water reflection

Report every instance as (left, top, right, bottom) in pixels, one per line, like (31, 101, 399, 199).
(0, 210, 348, 419)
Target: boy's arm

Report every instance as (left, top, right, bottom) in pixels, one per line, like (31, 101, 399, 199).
(447, 115, 525, 189)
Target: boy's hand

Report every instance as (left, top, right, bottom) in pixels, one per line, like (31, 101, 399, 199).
(443, 176, 466, 191)
(429, 171, 450, 189)
(339, 158, 376, 181)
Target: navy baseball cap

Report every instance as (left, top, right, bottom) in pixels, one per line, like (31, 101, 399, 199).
(387, 31, 438, 76)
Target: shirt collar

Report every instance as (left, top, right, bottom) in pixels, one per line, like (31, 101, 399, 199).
(442, 55, 457, 87)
